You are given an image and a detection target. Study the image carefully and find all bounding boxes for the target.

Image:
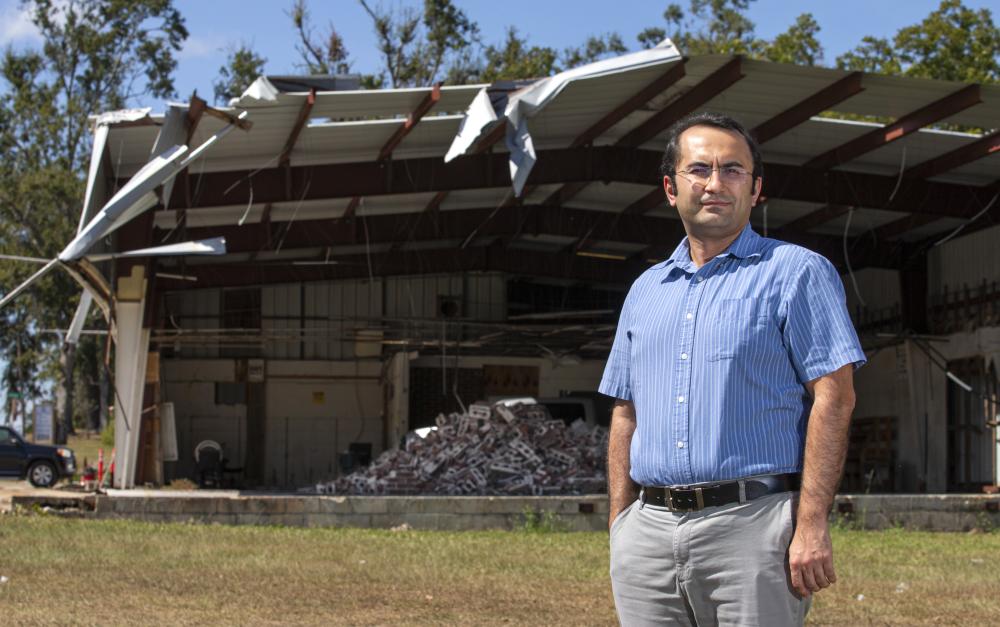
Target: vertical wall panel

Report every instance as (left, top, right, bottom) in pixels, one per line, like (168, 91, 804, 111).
(843, 268, 902, 316)
(262, 284, 301, 359)
(930, 223, 1000, 295)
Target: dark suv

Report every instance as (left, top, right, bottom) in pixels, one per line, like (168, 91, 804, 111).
(0, 425, 76, 487)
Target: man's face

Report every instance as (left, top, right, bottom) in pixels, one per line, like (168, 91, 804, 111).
(663, 125, 762, 240)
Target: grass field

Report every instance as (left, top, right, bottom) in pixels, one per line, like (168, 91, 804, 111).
(0, 513, 997, 626)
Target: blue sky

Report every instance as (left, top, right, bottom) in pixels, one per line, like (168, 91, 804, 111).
(1, 0, 997, 103)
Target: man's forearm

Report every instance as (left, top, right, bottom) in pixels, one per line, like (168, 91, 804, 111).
(608, 400, 639, 525)
(788, 364, 857, 596)
(799, 369, 856, 523)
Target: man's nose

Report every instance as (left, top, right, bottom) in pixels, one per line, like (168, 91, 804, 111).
(703, 168, 724, 192)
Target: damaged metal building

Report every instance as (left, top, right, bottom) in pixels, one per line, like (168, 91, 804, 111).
(58, 44, 999, 492)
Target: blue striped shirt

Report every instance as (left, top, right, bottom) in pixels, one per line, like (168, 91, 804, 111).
(599, 224, 866, 487)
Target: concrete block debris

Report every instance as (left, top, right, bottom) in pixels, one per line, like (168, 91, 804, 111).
(318, 402, 608, 496)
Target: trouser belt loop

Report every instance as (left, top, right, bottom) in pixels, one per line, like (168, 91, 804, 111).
(639, 487, 645, 510)
(738, 479, 747, 504)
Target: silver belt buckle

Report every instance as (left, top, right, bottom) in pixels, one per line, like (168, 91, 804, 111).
(666, 486, 705, 512)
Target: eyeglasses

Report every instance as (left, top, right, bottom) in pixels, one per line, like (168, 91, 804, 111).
(676, 165, 752, 186)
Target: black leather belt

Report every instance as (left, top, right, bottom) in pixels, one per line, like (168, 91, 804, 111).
(640, 473, 801, 512)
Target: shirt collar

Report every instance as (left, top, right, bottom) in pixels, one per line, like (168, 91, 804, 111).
(660, 223, 764, 274)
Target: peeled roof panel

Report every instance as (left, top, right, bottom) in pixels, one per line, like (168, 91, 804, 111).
(439, 187, 511, 211)
(306, 84, 484, 120)
(761, 117, 878, 166)
(726, 60, 861, 132)
(528, 60, 683, 144)
(844, 126, 997, 184)
(935, 152, 1000, 186)
(812, 207, 903, 237)
(898, 217, 967, 242)
(565, 181, 659, 213)
(831, 73, 963, 119)
(289, 115, 463, 167)
(757, 198, 828, 229)
(599, 56, 734, 145)
(355, 192, 439, 216)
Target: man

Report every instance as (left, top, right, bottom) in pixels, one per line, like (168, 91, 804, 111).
(601, 112, 865, 626)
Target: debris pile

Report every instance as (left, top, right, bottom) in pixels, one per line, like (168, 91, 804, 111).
(319, 403, 608, 496)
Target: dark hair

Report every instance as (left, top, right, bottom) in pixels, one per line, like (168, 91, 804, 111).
(660, 112, 763, 191)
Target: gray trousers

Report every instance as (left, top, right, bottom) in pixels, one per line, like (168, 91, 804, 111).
(610, 491, 810, 626)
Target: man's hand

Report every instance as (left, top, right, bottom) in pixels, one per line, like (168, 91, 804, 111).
(788, 518, 835, 597)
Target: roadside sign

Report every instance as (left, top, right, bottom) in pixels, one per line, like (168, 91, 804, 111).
(34, 402, 54, 442)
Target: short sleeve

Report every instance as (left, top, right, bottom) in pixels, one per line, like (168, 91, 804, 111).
(780, 253, 867, 383)
(599, 292, 633, 400)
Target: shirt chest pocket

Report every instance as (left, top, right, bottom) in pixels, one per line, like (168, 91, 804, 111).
(707, 297, 770, 361)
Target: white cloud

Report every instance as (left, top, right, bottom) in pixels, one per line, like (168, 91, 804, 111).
(178, 33, 228, 60)
(0, 2, 42, 46)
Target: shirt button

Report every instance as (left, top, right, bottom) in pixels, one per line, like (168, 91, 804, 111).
(696, 276, 704, 282)
(677, 441, 685, 448)
(680, 353, 688, 360)
(686, 312, 693, 320)
(677, 395, 685, 403)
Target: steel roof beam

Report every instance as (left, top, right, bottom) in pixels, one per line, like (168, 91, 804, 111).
(156, 244, 646, 289)
(164, 203, 898, 272)
(615, 57, 745, 148)
(168, 206, 679, 253)
(162, 146, 997, 220)
(571, 61, 687, 149)
(752, 72, 864, 144)
(279, 89, 316, 167)
(804, 84, 982, 171)
(904, 130, 1000, 180)
(377, 83, 441, 161)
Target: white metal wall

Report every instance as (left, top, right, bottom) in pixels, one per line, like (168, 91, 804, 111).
(166, 272, 505, 361)
(302, 279, 384, 360)
(929, 223, 1000, 294)
(161, 360, 245, 480)
(261, 283, 302, 359)
(164, 289, 221, 358)
(384, 272, 505, 321)
(842, 268, 902, 316)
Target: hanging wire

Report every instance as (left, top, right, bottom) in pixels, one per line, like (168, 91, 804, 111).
(842, 207, 866, 307)
(932, 192, 999, 247)
(275, 173, 313, 253)
(885, 146, 907, 207)
(237, 180, 254, 226)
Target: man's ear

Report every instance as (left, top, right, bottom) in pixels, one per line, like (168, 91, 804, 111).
(663, 175, 677, 207)
(752, 177, 763, 205)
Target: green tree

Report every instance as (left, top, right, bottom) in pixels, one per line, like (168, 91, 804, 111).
(836, 36, 904, 75)
(289, 0, 352, 75)
(763, 13, 822, 66)
(475, 27, 559, 82)
(0, 0, 188, 440)
(642, 2, 823, 65)
(563, 33, 628, 69)
(358, 0, 479, 87)
(660, 0, 763, 56)
(837, 0, 999, 83)
(637, 27, 668, 50)
(214, 44, 267, 104)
